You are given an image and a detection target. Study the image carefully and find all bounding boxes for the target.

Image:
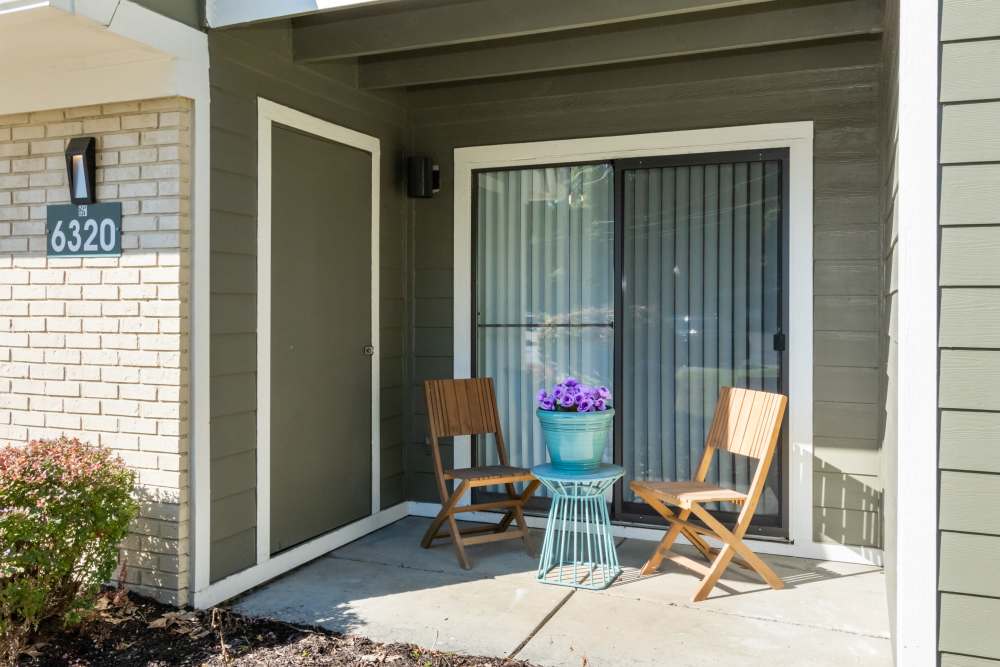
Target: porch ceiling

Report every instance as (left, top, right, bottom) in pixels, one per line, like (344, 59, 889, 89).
(290, 0, 882, 89)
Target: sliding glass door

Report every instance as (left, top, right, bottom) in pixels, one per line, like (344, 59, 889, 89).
(616, 152, 787, 530)
(472, 150, 787, 530)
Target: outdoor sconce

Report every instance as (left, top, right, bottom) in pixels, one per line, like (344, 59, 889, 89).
(65, 137, 97, 205)
(407, 155, 440, 198)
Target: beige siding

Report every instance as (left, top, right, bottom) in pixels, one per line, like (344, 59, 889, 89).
(207, 25, 410, 583)
(405, 36, 885, 546)
(938, 2, 1000, 661)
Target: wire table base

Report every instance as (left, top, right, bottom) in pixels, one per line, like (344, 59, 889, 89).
(533, 463, 624, 590)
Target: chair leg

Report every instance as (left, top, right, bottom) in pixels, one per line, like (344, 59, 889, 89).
(692, 543, 736, 602)
(420, 509, 450, 549)
(446, 514, 472, 570)
(690, 504, 785, 593)
(632, 487, 689, 575)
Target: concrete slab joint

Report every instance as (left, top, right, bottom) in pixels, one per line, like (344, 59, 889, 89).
(0, 97, 193, 606)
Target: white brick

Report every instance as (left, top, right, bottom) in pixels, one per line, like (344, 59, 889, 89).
(65, 365, 100, 382)
(82, 285, 118, 300)
(121, 284, 158, 300)
(78, 383, 116, 400)
(102, 399, 140, 417)
(46, 285, 81, 300)
(44, 349, 78, 364)
(83, 415, 118, 431)
(30, 301, 64, 316)
(83, 318, 118, 333)
(29, 395, 62, 411)
(29, 364, 64, 380)
(81, 349, 118, 365)
(101, 303, 139, 319)
(30, 333, 64, 348)
(64, 333, 101, 349)
(102, 334, 137, 350)
(120, 417, 158, 435)
(66, 302, 101, 317)
(84, 117, 121, 133)
(45, 381, 79, 397)
(119, 350, 159, 367)
(46, 413, 81, 429)
(120, 384, 157, 401)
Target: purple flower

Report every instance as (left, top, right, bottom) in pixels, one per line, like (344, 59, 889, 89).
(596, 386, 611, 399)
(594, 398, 606, 411)
(540, 397, 556, 411)
(552, 384, 565, 399)
(559, 394, 575, 409)
(536, 389, 549, 402)
(573, 392, 585, 405)
(578, 398, 594, 412)
(563, 376, 579, 387)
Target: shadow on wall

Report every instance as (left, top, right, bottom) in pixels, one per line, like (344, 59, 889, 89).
(118, 484, 188, 602)
(813, 455, 883, 548)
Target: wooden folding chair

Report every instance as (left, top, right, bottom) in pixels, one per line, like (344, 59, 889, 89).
(630, 386, 788, 602)
(421, 378, 541, 569)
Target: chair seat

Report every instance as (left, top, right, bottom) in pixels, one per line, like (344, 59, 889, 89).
(445, 465, 533, 482)
(630, 479, 747, 507)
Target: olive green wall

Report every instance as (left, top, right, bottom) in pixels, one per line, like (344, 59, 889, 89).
(938, 0, 1000, 663)
(207, 23, 410, 582)
(404, 36, 885, 548)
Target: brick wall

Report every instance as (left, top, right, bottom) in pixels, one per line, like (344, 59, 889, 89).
(0, 98, 192, 606)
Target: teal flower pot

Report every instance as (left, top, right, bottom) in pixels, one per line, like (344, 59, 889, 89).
(536, 408, 615, 473)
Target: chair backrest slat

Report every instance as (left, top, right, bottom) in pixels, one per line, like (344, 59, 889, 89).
(424, 378, 501, 438)
(705, 386, 787, 460)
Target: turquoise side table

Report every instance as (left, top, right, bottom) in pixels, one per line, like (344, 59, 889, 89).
(532, 463, 624, 590)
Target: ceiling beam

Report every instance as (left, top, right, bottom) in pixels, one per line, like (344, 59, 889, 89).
(356, 0, 882, 89)
(293, 0, 776, 61)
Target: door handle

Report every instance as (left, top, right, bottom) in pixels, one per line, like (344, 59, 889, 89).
(362, 345, 375, 356)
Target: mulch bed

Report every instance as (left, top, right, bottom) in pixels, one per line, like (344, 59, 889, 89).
(19, 591, 537, 666)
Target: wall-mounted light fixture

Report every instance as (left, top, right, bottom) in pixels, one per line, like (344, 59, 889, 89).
(407, 155, 440, 198)
(65, 137, 97, 205)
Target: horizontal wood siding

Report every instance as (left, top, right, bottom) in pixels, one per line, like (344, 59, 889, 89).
(208, 25, 410, 583)
(938, 1, 1000, 661)
(405, 36, 884, 546)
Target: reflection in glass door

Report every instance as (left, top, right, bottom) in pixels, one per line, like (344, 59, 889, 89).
(616, 151, 787, 530)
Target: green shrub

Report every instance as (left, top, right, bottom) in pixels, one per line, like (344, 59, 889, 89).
(0, 437, 138, 664)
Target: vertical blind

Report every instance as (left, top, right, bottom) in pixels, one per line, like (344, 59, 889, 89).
(621, 160, 783, 516)
(475, 165, 614, 492)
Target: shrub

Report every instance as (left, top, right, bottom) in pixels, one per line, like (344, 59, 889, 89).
(0, 437, 138, 664)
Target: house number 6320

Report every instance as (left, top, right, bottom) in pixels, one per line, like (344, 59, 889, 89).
(49, 217, 116, 253)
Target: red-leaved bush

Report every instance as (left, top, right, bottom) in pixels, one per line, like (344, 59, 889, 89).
(0, 437, 137, 664)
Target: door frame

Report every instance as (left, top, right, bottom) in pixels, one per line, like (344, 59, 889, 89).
(451, 122, 873, 563)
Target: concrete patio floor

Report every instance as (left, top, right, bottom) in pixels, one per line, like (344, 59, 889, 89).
(231, 516, 891, 666)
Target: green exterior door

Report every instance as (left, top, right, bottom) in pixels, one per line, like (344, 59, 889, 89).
(269, 123, 373, 555)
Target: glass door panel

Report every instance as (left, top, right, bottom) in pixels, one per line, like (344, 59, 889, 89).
(618, 153, 786, 527)
(474, 164, 614, 494)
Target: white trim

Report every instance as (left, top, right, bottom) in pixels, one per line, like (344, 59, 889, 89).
(0, 0, 215, 616)
(453, 123, 820, 556)
(205, 0, 387, 27)
(408, 502, 881, 566)
(0, 1, 208, 116)
(894, 1, 939, 663)
(254, 98, 382, 567)
(193, 502, 408, 609)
